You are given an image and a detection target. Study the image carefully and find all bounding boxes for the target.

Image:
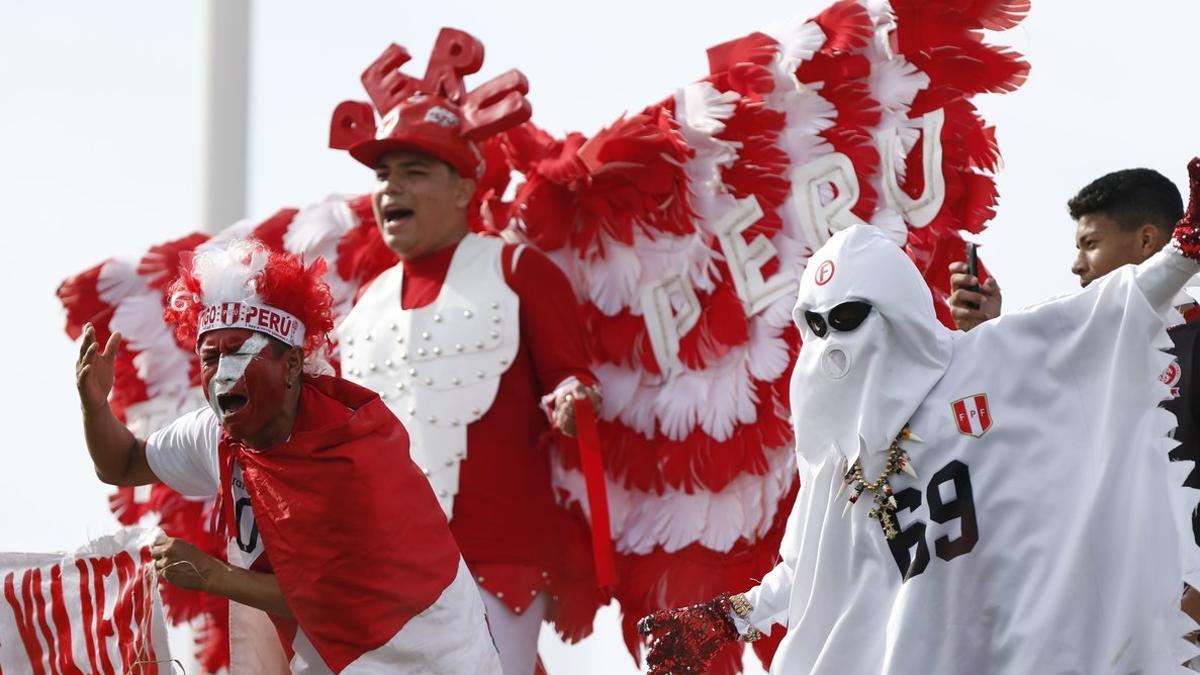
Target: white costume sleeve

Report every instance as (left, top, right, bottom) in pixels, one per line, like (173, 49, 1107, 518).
(954, 244, 1200, 669)
(976, 247, 1200, 385)
(144, 407, 222, 498)
(734, 483, 805, 636)
(1134, 248, 1200, 317)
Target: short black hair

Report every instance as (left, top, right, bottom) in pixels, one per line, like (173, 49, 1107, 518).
(1067, 168, 1183, 236)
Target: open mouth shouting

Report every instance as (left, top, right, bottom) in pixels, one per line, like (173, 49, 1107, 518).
(382, 204, 415, 230)
(201, 332, 275, 434)
(216, 392, 249, 417)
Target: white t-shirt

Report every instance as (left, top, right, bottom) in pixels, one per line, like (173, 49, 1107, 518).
(144, 407, 265, 568)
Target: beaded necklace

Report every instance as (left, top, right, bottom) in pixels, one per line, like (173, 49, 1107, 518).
(842, 426, 920, 539)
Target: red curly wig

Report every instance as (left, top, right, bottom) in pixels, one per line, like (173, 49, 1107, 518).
(164, 239, 335, 355)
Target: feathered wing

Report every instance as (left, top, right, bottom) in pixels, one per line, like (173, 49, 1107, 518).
(498, 0, 1028, 670)
(55, 1, 1029, 671)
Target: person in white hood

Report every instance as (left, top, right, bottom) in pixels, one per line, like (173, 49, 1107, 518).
(639, 158, 1200, 674)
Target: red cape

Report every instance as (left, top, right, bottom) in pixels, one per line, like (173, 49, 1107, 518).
(218, 375, 461, 672)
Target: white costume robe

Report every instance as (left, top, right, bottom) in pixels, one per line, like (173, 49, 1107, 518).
(743, 231, 1200, 673)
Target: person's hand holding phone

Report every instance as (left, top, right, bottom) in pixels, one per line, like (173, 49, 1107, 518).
(948, 242, 1002, 331)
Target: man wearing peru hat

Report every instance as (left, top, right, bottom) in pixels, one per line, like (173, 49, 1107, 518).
(330, 28, 605, 674)
(75, 239, 501, 673)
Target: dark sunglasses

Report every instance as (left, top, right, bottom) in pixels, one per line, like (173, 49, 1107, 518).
(803, 301, 873, 338)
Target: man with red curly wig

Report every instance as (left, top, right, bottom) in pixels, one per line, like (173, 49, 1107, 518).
(75, 239, 502, 674)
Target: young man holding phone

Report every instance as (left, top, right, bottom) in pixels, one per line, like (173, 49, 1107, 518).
(947, 166, 1200, 626)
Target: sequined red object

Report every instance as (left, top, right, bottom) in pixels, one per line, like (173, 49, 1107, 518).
(1172, 158, 1200, 260)
(637, 592, 740, 674)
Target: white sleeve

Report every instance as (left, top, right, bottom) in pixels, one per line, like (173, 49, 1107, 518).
(144, 407, 222, 498)
(1134, 247, 1200, 318)
(734, 559, 794, 636)
(734, 484, 804, 637)
(972, 248, 1196, 395)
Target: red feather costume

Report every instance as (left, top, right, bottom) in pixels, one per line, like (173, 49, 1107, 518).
(56, 3, 1029, 670)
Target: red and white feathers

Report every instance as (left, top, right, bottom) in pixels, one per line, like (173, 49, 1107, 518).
(56, 2, 1028, 671)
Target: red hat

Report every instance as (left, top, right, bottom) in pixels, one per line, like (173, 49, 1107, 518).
(330, 28, 532, 178)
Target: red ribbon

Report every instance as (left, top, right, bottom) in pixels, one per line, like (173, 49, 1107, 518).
(210, 435, 242, 540)
(573, 397, 617, 588)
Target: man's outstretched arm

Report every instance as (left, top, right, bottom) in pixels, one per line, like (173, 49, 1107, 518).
(76, 323, 158, 486)
(151, 537, 293, 618)
(1136, 158, 1200, 314)
(637, 477, 807, 673)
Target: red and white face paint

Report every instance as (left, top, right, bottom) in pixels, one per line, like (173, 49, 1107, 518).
(198, 328, 290, 445)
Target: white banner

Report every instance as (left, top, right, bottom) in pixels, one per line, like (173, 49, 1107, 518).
(0, 527, 173, 674)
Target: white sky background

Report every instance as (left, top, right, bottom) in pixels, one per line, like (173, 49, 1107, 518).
(1, 1, 1199, 673)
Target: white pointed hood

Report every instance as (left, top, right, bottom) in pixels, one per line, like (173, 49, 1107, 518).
(789, 225, 953, 469)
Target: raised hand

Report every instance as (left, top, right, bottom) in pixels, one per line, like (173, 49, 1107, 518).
(1172, 158, 1200, 260)
(637, 593, 740, 674)
(75, 323, 121, 414)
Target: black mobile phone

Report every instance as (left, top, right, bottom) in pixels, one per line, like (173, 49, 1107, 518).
(963, 242, 980, 310)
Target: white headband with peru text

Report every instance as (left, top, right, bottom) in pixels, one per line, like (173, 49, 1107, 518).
(197, 302, 306, 347)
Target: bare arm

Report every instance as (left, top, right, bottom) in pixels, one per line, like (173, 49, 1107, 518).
(76, 323, 158, 486)
(151, 536, 292, 617)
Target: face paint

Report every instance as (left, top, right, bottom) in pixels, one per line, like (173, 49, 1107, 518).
(205, 333, 270, 423)
(198, 329, 292, 446)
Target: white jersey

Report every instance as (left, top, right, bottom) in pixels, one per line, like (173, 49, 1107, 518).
(145, 408, 501, 675)
(145, 407, 265, 565)
(746, 256, 1200, 673)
